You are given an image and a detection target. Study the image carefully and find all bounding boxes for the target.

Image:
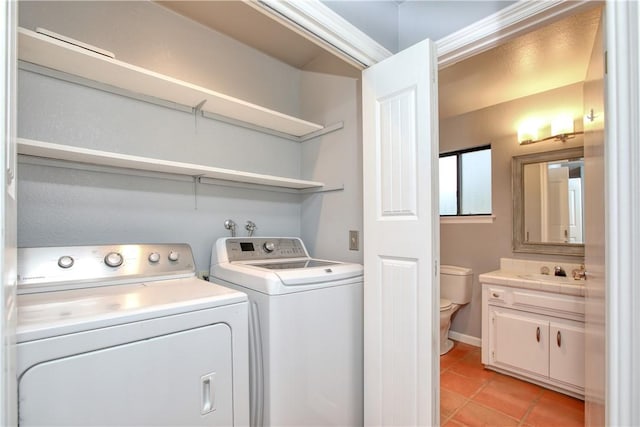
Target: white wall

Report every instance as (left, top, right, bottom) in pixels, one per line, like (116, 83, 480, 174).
(17, 70, 303, 271)
(16, 0, 361, 270)
(300, 71, 362, 263)
(440, 83, 585, 339)
(16, 1, 310, 270)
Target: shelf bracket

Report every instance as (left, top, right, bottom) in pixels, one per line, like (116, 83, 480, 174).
(297, 121, 344, 142)
(193, 99, 207, 131)
(193, 175, 203, 210)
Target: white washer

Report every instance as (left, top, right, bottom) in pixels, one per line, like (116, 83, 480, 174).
(210, 237, 363, 427)
(17, 244, 249, 427)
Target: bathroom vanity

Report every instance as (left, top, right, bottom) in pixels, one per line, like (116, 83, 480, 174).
(480, 258, 586, 399)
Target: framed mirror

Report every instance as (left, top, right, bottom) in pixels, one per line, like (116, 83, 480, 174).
(512, 147, 584, 256)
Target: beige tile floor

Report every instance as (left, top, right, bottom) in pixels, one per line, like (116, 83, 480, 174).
(441, 342, 584, 426)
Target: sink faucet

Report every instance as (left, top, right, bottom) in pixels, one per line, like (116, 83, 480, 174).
(572, 264, 587, 280)
(554, 266, 567, 277)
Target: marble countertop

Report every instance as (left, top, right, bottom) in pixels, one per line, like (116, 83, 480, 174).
(479, 269, 586, 297)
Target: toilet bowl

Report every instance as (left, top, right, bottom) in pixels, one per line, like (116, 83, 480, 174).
(440, 265, 473, 355)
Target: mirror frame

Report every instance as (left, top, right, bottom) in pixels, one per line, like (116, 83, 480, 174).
(512, 146, 585, 257)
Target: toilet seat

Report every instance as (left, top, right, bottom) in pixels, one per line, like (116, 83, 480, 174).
(440, 298, 452, 311)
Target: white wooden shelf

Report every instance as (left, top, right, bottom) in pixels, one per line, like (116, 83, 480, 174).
(17, 27, 326, 138)
(17, 138, 327, 191)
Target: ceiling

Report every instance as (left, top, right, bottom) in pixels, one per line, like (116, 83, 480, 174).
(439, 6, 602, 119)
(158, 1, 601, 120)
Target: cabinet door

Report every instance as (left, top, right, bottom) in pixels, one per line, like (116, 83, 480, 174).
(490, 307, 549, 377)
(550, 322, 585, 389)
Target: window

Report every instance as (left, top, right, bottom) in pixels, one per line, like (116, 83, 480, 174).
(439, 145, 492, 216)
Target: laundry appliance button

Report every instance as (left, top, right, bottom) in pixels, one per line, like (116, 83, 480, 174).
(57, 256, 74, 269)
(104, 252, 124, 268)
(263, 242, 275, 253)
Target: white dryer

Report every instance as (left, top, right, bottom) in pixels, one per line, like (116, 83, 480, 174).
(17, 244, 249, 427)
(210, 237, 363, 427)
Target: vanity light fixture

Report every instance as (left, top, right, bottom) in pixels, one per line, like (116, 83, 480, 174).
(517, 119, 540, 145)
(518, 115, 584, 145)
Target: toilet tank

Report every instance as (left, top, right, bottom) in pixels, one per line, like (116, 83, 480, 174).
(440, 265, 473, 304)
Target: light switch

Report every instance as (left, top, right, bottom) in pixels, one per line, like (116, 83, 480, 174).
(349, 230, 359, 251)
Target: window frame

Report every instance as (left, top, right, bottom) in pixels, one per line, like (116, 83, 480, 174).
(439, 144, 492, 217)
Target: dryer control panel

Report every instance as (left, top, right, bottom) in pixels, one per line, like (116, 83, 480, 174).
(223, 238, 308, 262)
(17, 244, 196, 294)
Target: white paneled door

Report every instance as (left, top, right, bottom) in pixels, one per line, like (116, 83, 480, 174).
(362, 39, 439, 426)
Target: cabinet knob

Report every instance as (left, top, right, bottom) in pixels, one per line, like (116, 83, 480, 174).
(536, 327, 541, 342)
(557, 330, 562, 347)
(492, 292, 500, 298)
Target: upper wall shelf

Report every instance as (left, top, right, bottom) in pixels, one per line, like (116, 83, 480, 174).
(17, 138, 327, 191)
(17, 27, 327, 139)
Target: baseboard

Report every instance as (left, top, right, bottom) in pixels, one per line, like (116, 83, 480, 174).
(448, 331, 481, 347)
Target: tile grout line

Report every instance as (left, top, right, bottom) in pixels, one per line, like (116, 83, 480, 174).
(440, 342, 584, 426)
(440, 348, 478, 425)
(465, 378, 528, 426)
(442, 346, 532, 426)
(441, 352, 494, 425)
(517, 389, 545, 426)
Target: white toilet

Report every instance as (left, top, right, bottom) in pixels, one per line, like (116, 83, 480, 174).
(440, 265, 473, 355)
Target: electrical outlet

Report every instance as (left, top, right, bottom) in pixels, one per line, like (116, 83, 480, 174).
(349, 230, 359, 251)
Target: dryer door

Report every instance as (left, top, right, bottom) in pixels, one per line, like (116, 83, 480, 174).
(19, 323, 233, 426)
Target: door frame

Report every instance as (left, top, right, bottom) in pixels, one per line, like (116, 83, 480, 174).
(269, 0, 639, 424)
(1, 0, 18, 425)
(434, 2, 640, 425)
(601, 2, 640, 425)
(441, 1, 640, 424)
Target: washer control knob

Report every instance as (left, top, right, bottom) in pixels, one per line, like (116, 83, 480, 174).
(263, 242, 276, 253)
(58, 255, 74, 269)
(104, 252, 124, 268)
(168, 251, 180, 262)
(148, 252, 161, 263)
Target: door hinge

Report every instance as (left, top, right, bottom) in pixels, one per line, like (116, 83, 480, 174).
(605, 50, 608, 75)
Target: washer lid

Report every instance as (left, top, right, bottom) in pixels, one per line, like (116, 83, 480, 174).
(440, 298, 453, 311)
(17, 278, 246, 342)
(227, 259, 363, 287)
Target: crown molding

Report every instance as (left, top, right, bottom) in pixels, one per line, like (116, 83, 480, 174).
(247, 0, 392, 69)
(247, 0, 597, 72)
(436, 0, 596, 69)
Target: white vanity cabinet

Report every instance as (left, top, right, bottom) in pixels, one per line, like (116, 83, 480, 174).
(482, 283, 585, 398)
